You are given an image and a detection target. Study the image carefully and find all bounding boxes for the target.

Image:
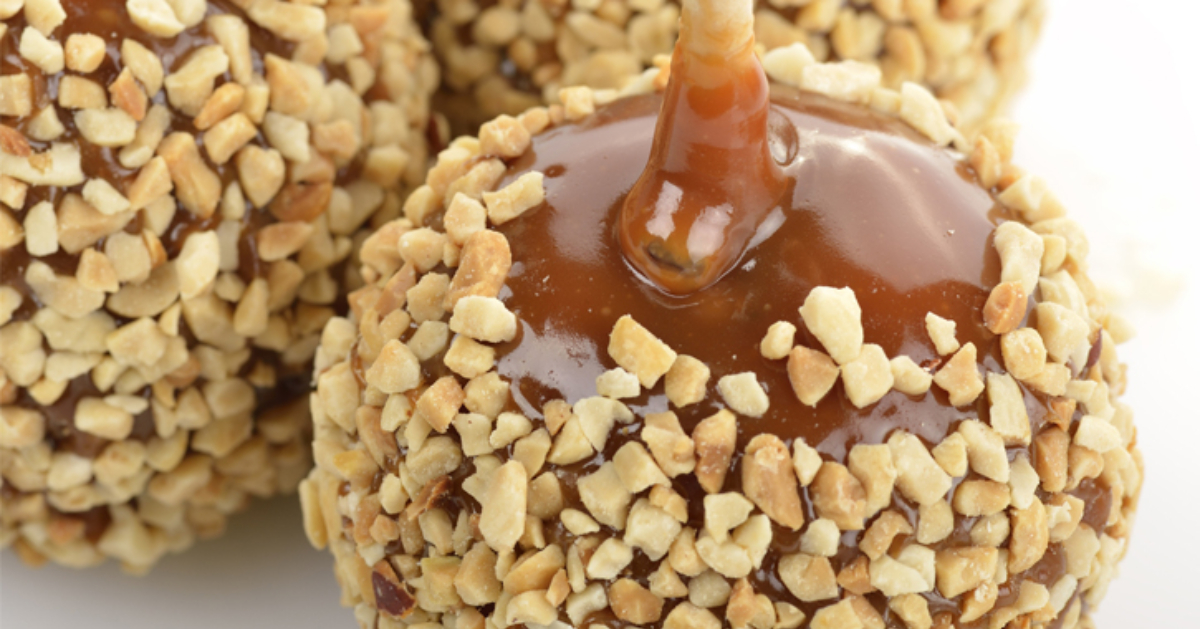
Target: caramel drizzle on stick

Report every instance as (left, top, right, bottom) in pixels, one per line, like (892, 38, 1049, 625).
(617, 0, 790, 295)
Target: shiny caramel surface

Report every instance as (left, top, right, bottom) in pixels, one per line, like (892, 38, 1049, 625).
(480, 89, 1101, 627)
(498, 88, 1008, 456)
(616, 4, 787, 294)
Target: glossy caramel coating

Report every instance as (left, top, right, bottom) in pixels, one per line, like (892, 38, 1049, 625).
(305, 10, 1134, 628)
(617, 1, 787, 294)
(492, 89, 1099, 627)
(304, 82, 1136, 629)
(500, 89, 1002, 451)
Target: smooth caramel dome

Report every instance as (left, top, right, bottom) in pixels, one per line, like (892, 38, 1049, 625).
(477, 89, 1107, 626)
(496, 86, 1020, 456)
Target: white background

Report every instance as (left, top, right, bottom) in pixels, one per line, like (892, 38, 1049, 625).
(2, 0, 1197, 626)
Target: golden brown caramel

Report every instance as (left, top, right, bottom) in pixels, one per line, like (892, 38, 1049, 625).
(498, 88, 1013, 452)
(463, 89, 1103, 628)
(617, 0, 788, 294)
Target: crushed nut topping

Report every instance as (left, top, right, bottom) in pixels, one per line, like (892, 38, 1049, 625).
(296, 45, 1136, 629)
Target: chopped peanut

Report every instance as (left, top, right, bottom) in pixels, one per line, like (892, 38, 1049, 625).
(799, 286, 863, 365)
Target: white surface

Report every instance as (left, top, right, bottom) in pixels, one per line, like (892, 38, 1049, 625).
(3, 0, 1198, 626)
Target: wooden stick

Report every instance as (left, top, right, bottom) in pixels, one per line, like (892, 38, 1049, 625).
(679, 0, 755, 61)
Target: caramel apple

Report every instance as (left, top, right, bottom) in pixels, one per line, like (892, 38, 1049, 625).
(302, 1, 1137, 627)
(0, 0, 436, 570)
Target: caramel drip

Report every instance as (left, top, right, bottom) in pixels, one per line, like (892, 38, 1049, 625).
(617, 0, 788, 295)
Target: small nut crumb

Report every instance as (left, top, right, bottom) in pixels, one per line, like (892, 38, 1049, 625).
(869, 554, 930, 597)
(662, 602, 721, 629)
(0, 75, 32, 117)
(609, 578, 664, 624)
(847, 444, 897, 517)
(799, 286, 863, 365)
(596, 367, 640, 399)
(109, 68, 147, 122)
(1035, 302, 1090, 364)
(717, 372, 769, 417)
(1008, 497, 1049, 573)
(859, 510, 912, 560)
(175, 231, 219, 299)
(157, 132, 221, 217)
(779, 553, 839, 602)
(449, 296, 517, 343)
(917, 500, 954, 545)
(578, 462, 632, 529)
(128, 0, 186, 37)
(561, 509, 600, 536)
(1073, 415, 1121, 454)
(443, 335, 495, 379)
(932, 342, 984, 406)
(987, 372, 1031, 446)
(483, 171, 544, 225)
(934, 547, 998, 598)
(1001, 328, 1047, 381)
(75, 108, 138, 147)
(364, 339, 421, 394)
(888, 431, 952, 506)
(693, 409, 736, 494)
(586, 537, 633, 580)
(924, 313, 960, 355)
(609, 315, 678, 389)
(889, 594, 932, 629)
(958, 420, 1010, 482)
(574, 396, 632, 451)
(613, 441, 670, 493)
(841, 343, 894, 408)
(810, 462, 867, 530)
(983, 281, 1027, 334)
(490, 411, 532, 449)
(760, 321, 796, 360)
(930, 432, 968, 477)
(479, 460, 527, 551)
(642, 411, 696, 478)
(742, 435, 805, 530)
(800, 519, 840, 557)
(19, 27, 64, 74)
(1034, 427, 1070, 493)
(952, 480, 1011, 517)
(558, 86, 595, 121)
(479, 114, 533, 159)
(23, 201, 58, 256)
(898, 82, 955, 147)
(787, 345, 840, 407)
(889, 356, 932, 396)
(624, 498, 682, 560)
(792, 438, 822, 487)
(65, 34, 106, 73)
(444, 229, 511, 309)
(993, 221, 1045, 294)
(416, 376, 466, 434)
(665, 354, 710, 407)
(120, 39, 163, 96)
(75, 396, 133, 440)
